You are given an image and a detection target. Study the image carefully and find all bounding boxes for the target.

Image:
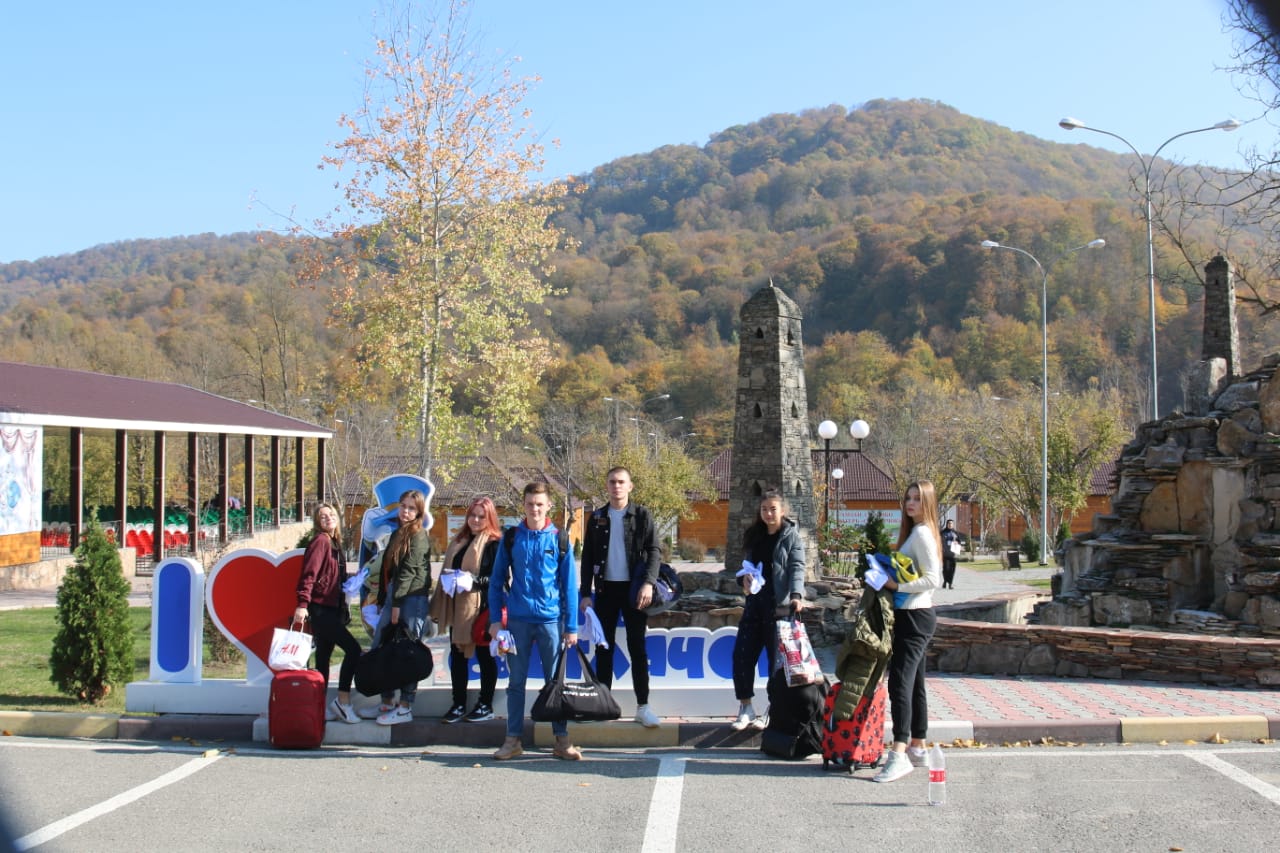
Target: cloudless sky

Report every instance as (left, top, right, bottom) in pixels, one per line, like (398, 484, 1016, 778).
(2, 0, 1275, 263)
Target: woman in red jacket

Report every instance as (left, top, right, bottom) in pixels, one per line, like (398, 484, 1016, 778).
(293, 502, 362, 724)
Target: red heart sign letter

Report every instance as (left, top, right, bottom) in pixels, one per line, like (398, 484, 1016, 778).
(206, 549, 305, 683)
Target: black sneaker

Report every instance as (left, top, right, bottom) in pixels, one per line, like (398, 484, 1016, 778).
(441, 704, 467, 724)
(465, 702, 495, 722)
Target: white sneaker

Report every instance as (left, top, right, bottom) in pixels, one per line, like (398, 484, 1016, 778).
(357, 703, 393, 720)
(906, 745, 928, 767)
(730, 704, 756, 731)
(751, 712, 769, 731)
(329, 698, 359, 724)
(634, 704, 661, 728)
(376, 705, 413, 726)
(873, 751, 914, 783)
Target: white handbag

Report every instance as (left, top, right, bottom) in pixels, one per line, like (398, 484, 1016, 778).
(268, 620, 313, 671)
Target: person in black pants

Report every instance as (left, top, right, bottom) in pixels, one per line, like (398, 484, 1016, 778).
(729, 488, 806, 730)
(294, 502, 363, 724)
(876, 480, 943, 783)
(435, 496, 501, 723)
(580, 466, 665, 728)
(941, 519, 960, 589)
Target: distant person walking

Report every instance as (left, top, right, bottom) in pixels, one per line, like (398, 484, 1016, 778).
(875, 480, 942, 783)
(941, 519, 960, 589)
(580, 466, 664, 728)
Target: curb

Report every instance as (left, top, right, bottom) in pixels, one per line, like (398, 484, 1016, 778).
(4, 712, 1278, 747)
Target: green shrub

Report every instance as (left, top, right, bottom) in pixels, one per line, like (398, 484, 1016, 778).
(677, 538, 707, 562)
(1055, 519, 1072, 549)
(49, 517, 134, 703)
(1021, 529, 1041, 564)
(863, 512, 891, 555)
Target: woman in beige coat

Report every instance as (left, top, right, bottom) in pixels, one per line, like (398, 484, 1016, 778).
(432, 496, 501, 723)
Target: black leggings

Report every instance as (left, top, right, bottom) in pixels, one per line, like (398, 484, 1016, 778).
(732, 596, 779, 702)
(592, 580, 652, 705)
(307, 603, 362, 693)
(887, 607, 937, 743)
(448, 641, 497, 707)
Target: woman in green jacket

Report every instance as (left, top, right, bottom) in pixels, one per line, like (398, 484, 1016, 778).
(365, 489, 433, 726)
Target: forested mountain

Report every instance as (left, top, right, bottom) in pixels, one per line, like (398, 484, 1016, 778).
(1, 99, 1271, 456)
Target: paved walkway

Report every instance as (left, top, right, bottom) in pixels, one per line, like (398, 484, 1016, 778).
(3, 561, 1277, 746)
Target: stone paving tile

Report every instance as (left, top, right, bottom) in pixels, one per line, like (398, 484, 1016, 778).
(927, 673, 1280, 721)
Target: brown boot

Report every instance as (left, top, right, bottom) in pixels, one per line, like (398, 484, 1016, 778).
(553, 735, 581, 761)
(493, 736, 523, 760)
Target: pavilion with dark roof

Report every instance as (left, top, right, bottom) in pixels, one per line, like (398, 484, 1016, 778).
(0, 361, 331, 579)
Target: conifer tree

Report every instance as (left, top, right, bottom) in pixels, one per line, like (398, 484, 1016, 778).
(863, 512, 890, 556)
(49, 517, 134, 703)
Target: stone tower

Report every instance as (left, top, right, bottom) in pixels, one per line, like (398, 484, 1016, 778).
(1203, 255, 1239, 377)
(1186, 255, 1240, 415)
(725, 281, 818, 575)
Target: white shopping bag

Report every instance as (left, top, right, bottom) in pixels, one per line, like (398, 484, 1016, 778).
(268, 620, 313, 671)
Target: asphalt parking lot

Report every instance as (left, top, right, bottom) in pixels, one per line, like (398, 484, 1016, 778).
(3, 736, 1279, 852)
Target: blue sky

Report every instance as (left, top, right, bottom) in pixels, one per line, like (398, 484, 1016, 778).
(2, 0, 1274, 263)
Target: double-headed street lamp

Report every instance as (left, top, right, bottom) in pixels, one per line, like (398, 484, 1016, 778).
(1057, 117, 1240, 419)
(817, 419, 871, 527)
(980, 238, 1105, 565)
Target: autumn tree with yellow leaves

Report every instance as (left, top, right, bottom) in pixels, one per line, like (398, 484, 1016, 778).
(316, 0, 571, 477)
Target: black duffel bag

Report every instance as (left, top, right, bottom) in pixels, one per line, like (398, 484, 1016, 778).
(354, 623, 433, 697)
(530, 646, 622, 723)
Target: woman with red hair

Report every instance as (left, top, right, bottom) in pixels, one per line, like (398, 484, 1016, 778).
(435, 496, 502, 723)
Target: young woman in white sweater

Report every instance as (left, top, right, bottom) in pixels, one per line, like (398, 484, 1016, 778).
(875, 479, 943, 783)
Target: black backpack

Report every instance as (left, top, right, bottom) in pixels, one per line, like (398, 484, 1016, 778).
(760, 670, 829, 760)
(501, 525, 571, 565)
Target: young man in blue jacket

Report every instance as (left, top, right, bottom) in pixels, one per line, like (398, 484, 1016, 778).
(489, 482, 581, 760)
(580, 466, 664, 728)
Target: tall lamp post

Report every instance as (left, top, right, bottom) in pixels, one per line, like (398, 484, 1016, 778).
(1057, 117, 1240, 419)
(818, 420, 839, 527)
(818, 419, 871, 527)
(830, 466, 844, 526)
(980, 238, 1105, 564)
(604, 393, 670, 454)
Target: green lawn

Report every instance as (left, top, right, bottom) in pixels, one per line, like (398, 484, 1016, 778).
(0, 606, 367, 714)
(0, 608, 248, 714)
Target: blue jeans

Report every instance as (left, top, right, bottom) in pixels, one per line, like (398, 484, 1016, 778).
(504, 618, 568, 738)
(373, 584, 429, 706)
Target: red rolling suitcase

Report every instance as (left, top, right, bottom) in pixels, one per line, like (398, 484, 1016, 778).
(269, 669, 327, 749)
(821, 680, 887, 773)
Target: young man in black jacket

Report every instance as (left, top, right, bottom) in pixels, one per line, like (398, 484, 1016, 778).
(580, 466, 664, 728)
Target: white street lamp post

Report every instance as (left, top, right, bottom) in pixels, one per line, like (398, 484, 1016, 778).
(818, 419, 871, 529)
(980, 238, 1105, 564)
(1057, 117, 1240, 419)
(818, 420, 838, 528)
(603, 393, 671, 453)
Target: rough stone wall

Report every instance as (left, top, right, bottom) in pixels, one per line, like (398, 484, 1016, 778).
(1042, 355, 1280, 636)
(725, 282, 819, 576)
(648, 570, 861, 645)
(931, 618, 1280, 688)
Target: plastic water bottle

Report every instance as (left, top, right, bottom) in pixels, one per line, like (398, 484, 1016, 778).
(927, 744, 947, 806)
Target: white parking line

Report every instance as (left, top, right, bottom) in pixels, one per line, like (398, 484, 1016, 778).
(641, 755, 686, 853)
(1184, 752, 1280, 807)
(14, 752, 224, 851)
